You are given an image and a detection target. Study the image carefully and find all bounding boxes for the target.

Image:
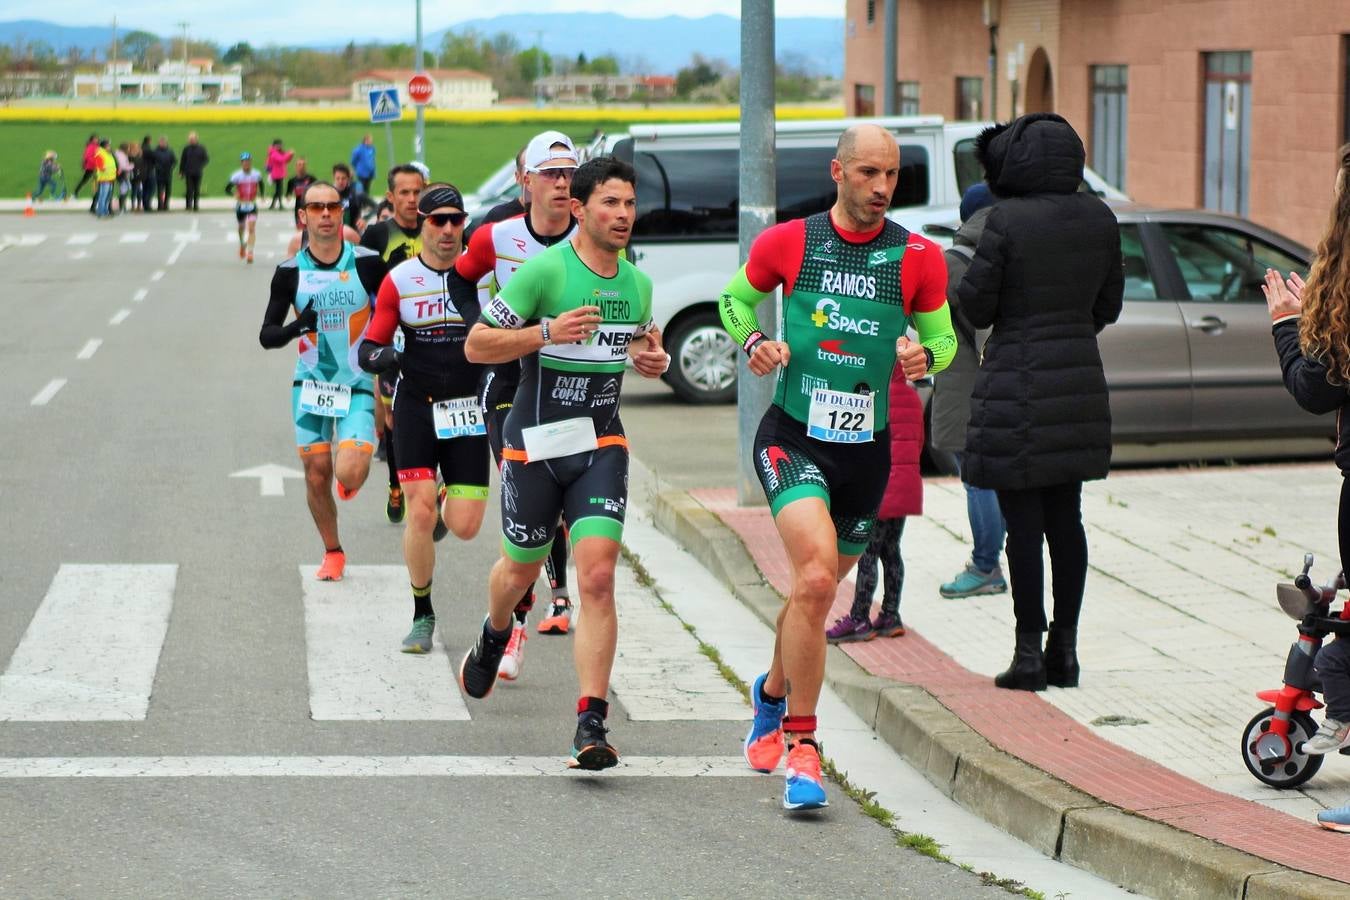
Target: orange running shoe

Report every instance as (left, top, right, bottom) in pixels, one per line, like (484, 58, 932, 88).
(246, 250, 254, 264)
(743, 672, 785, 772)
(336, 481, 359, 501)
(783, 740, 828, 810)
(238, 244, 245, 259)
(316, 550, 346, 582)
(536, 600, 572, 635)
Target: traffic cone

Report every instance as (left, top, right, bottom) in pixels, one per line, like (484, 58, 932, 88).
(23, 193, 35, 217)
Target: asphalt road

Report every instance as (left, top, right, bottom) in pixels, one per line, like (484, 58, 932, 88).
(0, 212, 1016, 899)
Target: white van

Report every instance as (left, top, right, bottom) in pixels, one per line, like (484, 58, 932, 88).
(592, 116, 1126, 403)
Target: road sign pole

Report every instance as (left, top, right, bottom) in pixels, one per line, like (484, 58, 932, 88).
(384, 123, 396, 177)
(414, 0, 425, 164)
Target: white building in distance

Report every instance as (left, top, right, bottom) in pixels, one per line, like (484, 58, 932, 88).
(72, 59, 243, 103)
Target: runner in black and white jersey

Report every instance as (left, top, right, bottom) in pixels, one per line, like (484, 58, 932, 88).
(359, 183, 488, 655)
(447, 131, 579, 680)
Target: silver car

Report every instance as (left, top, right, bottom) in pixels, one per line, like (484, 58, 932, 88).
(1096, 204, 1327, 444)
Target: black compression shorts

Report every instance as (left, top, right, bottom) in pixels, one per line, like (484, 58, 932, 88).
(498, 443, 628, 563)
(752, 402, 890, 555)
(392, 384, 490, 499)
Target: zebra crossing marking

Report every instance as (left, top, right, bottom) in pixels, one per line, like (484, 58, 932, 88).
(0, 565, 176, 721)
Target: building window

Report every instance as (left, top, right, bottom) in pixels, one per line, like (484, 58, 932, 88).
(1203, 51, 1252, 216)
(867, 0, 876, 25)
(1344, 36, 1350, 145)
(898, 81, 920, 115)
(1090, 65, 1128, 191)
(956, 77, 983, 120)
(855, 83, 876, 117)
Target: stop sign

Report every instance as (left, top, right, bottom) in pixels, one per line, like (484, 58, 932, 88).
(407, 73, 434, 105)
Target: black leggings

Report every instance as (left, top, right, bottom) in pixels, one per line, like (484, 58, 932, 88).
(996, 482, 1087, 633)
(850, 517, 905, 619)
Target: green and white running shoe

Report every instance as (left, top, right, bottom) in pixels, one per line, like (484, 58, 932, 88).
(401, 615, 436, 654)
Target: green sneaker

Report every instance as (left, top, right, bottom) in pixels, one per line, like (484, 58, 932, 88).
(401, 615, 436, 654)
(940, 562, 1007, 599)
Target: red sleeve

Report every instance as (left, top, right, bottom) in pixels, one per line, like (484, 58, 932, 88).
(366, 273, 400, 344)
(744, 219, 807, 295)
(454, 221, 497, 282)
(899, 234, 948, 317)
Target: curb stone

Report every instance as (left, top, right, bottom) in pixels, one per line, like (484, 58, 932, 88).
(649, 487, 1344, 900)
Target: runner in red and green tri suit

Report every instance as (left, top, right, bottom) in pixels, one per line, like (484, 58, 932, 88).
(719, 123, 956, 811)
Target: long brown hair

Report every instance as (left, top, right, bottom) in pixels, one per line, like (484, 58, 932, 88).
(1300, 144, 1350, 382)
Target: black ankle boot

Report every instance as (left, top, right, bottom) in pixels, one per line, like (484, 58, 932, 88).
(1045, 621, 1079, 688)
(994, 631, 1047, 691)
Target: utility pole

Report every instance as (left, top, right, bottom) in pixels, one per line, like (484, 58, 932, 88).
(413, 0, 425, 163)
(535, 30, 544, 108)
(736, 0, 776, 505)
(178, 21, 189, 102)
(882, 0, 897, 115)
(110, 16, 118, 108)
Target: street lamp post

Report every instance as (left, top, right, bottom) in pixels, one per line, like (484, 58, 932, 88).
(983, 0, 999, 119)
(178, 21, 189, 102)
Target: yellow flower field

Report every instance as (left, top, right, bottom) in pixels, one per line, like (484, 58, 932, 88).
(0, 103, 843, 126)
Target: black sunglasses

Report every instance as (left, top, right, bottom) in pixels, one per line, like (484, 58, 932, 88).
(424, 211, 467, 227)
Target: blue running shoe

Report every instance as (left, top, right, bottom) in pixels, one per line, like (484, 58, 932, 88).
(783, 741, 828, 811)
(1317, 804, 1350, 833)
(744, 673, 785, 773)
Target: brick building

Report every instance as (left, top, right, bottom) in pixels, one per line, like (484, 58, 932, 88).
(845, 0, 1350, 247)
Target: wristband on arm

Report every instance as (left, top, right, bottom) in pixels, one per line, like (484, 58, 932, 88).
(743, 331, 767, 357)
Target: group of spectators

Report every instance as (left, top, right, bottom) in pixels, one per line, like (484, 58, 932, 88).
(65, 131, 209, 217)
(51, 130, 381, 226)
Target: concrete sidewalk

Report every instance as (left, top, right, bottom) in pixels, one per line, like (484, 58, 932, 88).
(651, 462, 1350, 899)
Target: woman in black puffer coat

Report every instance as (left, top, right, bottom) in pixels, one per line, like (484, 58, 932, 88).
(958, 113, 1124, 692)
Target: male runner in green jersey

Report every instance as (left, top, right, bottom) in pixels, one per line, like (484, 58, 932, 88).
(720, 124, 956, 810)
(460, 156, 671, 769)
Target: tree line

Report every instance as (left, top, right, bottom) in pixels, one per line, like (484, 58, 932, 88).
(2, 29, 836, 104)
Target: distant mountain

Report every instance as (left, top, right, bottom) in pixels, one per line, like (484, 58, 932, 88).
(0, 19, 121, 55)
(432, 14, 843, 77)
(0, 14, 844, 77)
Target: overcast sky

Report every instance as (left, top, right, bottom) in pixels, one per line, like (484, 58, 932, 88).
(7, 2, 842, 47)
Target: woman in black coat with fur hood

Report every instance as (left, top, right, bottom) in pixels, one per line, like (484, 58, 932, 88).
(958, 113, 1124, 692)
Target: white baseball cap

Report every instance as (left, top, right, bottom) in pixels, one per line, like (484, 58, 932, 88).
(524, 131, 578, 172)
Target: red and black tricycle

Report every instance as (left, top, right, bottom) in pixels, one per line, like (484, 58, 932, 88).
(1242, 553, 1350, 788)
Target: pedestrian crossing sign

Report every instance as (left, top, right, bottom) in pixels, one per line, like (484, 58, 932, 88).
(368, 88, 402, 123)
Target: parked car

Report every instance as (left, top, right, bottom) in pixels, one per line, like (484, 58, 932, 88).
(595, 116, 1125, 403)
(920, 203, 1331, 449)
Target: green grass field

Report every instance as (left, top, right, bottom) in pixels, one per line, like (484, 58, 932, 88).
(7, 120, 629, 200)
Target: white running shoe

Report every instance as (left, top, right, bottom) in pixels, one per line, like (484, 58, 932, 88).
(498, 625, 526, 681)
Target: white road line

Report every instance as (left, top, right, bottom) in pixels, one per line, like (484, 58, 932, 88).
(0, 565, 177, 721)
(302, 565, 470, 721)
(1, 234, 47, 247)
(65, 233, 96, 245)
(68, 251, 88, 261)
(150, 270, 165, 281)
(611, 562, 748, 721)
(0, 755, 754, 779)
(109, 309, 131, 326)
(165, 241, 187, 266)
(132, 288, 148, 302)
(172, 231, 202, 242)
(119, 232, 149, 243)
(76, 339, 102, 360)
(29, 378, 66, 406)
